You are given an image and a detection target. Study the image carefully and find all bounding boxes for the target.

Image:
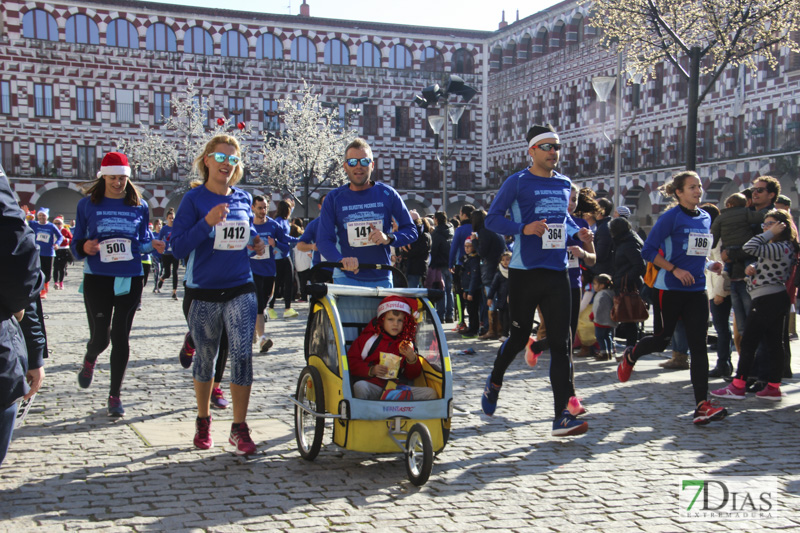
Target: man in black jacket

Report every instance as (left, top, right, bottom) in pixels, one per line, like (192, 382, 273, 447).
(430, 212, 454, 321)
(591, 198, 615, 277)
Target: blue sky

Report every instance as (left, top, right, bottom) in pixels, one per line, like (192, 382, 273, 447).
(142, 0, 561, 32)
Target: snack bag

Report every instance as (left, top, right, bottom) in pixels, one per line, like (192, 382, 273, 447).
(379, 352, 402, 379)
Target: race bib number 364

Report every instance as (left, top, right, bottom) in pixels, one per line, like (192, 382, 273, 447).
(542, 223, 566, 249)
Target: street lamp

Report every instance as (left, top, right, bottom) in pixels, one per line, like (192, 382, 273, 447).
(592, 52, 640, 209)
(413, 74, 476, 212)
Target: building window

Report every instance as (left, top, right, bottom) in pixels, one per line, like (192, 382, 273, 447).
(395, 158, 413, 189)
(22, 9, 58, 41)
(76, 145, 96, 178)
(221, 31, 248, 58)
(0, 81, 10, 114)
(395, 106, 409, 137)
(154, 92, 171, 123)
(652, 63, 664, 104)
(627, 135, 639, 169)
(185, 27, 213, 55)
(1, 142, 14, 174)
(65, 14, 99, 45)
(676, 126, 686, 164)
(263, 99, 280, 131)
(324, 39, 349, 65)
(34, 84, 53, 117)
(765, 109, 778, 151)
(568, 86, 578, 122)
(146, 23, 177, 52)
(107, 19, 138, 49)
(704, 120, 714, 160)
(420, 47, 444, 72)
(76, 87, 94, 120)
(456, 109, 471, 140)
(388, 45, 412, 69)
(455, 160, 471, 190)
(192, 95, 209, 127)
(357, 42, 381, 67)
(733, 115, 746, 153)
(229, 97, 245, 124)
(291, 36, 315, 63)
(257, 33, 282, 60)
(423, 158, 440, 189)
(35, 144, 55, 176)
(651, 131, 662, 165)
(452, 48, 474, 74)
(116, 89, 134, 123)
(362, 104, 379, 136)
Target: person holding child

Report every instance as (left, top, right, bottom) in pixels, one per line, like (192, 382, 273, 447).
(347, 296, 437, 400)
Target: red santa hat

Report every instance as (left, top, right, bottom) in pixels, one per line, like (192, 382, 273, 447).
(54, 216, 64, 224)
(376, 295, 417, 318)
(97, 152, 131, 179)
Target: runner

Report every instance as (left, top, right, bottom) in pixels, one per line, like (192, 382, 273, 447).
(29, 208, 63, 299)
(170, 134, 265, 455)
(616, 171, 728, 425)
(267, 200, 299, 318)
(157, 208, 179, 300)
(481, 124, 593, 437)
(52, 216, 73, 290)
(71, 152, 165, 417)
(296, 194, 333, 284)
(151, 219, 163, 293)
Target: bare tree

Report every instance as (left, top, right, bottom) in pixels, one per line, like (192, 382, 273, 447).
(588, 0, 800, 169)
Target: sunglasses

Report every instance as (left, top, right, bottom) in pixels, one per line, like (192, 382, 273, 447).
(346, 157, 373, 167)
(533, 143, 562, 152)
(209, 152, 240, 165)
(752, 187, 768, 194)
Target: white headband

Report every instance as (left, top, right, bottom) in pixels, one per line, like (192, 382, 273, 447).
(528, 132, 560, 149)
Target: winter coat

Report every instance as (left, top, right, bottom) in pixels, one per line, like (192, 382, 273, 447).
(404, 223, 431, 277)
(347, 318, 422, 388)
(712, 206, 766, 279)
(429, 223, 453, 269)
(591, 217, 614, 276)
(612, 229, 646, 294)
(592, 288, 618, 328)
(487, 266, 510, 310)
(460, 253, 481, 297)
(477, 226, 506, 285)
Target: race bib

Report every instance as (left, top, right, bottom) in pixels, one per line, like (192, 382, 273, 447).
(542, 223, 566, 249)
(252, 245, 271, 260)
(213, 220, 249, 251)
(347, 219, 381, 247)
(567, 249, 579, 268)
(36, 232, 50, 243)
(99, 238, 133, 263)
(687, 232, 712, 257)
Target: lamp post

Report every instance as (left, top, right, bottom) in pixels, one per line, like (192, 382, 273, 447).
(413, 75, 476, 212)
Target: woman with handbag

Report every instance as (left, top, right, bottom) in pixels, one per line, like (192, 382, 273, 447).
(616, 171, 728, 426)
(608, 217, 646, 360)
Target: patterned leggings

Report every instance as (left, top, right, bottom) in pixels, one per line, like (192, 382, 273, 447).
(188, 292, 257, 386)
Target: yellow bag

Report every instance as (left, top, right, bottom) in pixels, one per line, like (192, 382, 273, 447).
(576, 304, 596, 346)
(643, 262, 659, 288)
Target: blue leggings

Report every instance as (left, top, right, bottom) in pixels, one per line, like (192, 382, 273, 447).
(188, 293, 257, 386)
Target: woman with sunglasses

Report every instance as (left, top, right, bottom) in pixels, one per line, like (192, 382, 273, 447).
(72, 152, 165, 416)
(711, 209, 799, 402)
(171, 134, 265, 456)
(616, 171, 728, 425)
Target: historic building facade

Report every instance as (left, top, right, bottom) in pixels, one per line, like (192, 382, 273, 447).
(2, 0, 799, 225)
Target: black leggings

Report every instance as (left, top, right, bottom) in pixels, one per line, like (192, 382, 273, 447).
(142, 263, 151, 288)
(182, 293, 228, 384)
(160, 255, 179, 291)
(736, 291, 789, 384)
(629, 289, 709, 404)
(40, 256, 53, 284)
(53, 249, 71, 283)
(254, 275, 276, 314)
(270, 257, 293, 310)
(491, 268, 574, 417)
(83, 274, 144, 397)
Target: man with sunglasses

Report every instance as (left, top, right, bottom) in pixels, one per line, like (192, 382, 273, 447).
(317, 138, 417, 287)
(481, 124, 593, 437)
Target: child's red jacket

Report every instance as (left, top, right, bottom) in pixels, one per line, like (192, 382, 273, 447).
(347, 319, 422, 388)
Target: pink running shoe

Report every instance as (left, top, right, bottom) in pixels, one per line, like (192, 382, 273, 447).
(755, 384, 783, 401)
(710, 382, 746, 400)
(194, 416, 213, 449)
(229, 422, 257, 455)
(524, 336, 542, 368)
(567, 396, 587, 416)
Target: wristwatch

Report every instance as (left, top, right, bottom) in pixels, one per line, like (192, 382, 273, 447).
(387, 233, 396, 245)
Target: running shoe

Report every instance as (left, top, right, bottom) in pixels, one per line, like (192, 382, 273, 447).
(267, 309, 278, 320)
(179, 332, 195, 369)
(567, 396, 587, 416)
(693, 400, 728, 425)
(283, 308, 299, 318)
(229, 422, 257, 455)
(158, 279, 164, 289)
(481, 374, 501, 416)
(552, 409, 588, 436)
(524, 336, 542, 368)
(171, 292, 178, 301)
(136, 302, 142, 311)
(617, 347, 634, 383)
(77, 359, 96, 389)
(461, 331, 478, 339)
(259, 337, 274, 354)
(710, 382, 746, 400)
(107, 396, 125, 417)
(194, 416, 213, 449)
(211, 388, 229, 409)
(755, 384, 783, 401)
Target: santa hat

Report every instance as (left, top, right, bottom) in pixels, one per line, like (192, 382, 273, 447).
(54, 216, 64, 224)
(377, 295, 417, 319)
(97, 152, 131, 179)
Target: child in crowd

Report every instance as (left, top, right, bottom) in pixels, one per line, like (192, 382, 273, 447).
(460, 237, 482, 338)
(710, 192, 757, 258)
(347, 296, 437, 400)
(487, 251, 511, 342)
(590, 274, 617, 361)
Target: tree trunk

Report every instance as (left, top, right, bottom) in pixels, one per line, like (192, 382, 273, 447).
(686, 46, 701, 171)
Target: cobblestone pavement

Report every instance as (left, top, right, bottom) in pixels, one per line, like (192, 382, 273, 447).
(2, 279, 800, 532)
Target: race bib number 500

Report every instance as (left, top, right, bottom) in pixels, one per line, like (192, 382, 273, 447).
(99, 238, 133, 263)
(214, 220, 250, 251)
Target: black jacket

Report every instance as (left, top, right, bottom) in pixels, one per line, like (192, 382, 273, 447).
(429, 223, 453, 269)
(592, 217, 614, 276)
(612, 229, 646, 294)
(477, 227, 506, 285)
(404, 224, 431, 277)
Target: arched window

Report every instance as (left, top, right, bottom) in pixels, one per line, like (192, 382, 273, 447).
(552, 22, 566, 50)
(22, 9, 58, 41)
(256, 33, 282, 60)
(575, 15, 585, 43)
(388, 44, 412, 69)
(221, 30, 248, 58)
(146, 23, 176, 52)
(505, 42, 517, 67)
(420, 46, 444, 72)
(184, 27, 213, 55)
(107, 19, 139, 48)
(65, 14, 99, 44)
(451, 48, 474, 74)
(538, 29, 549, 55)
(324, 39, 349, 65)
(291, 36, 315, 63)
(357, 42, 381, 67)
